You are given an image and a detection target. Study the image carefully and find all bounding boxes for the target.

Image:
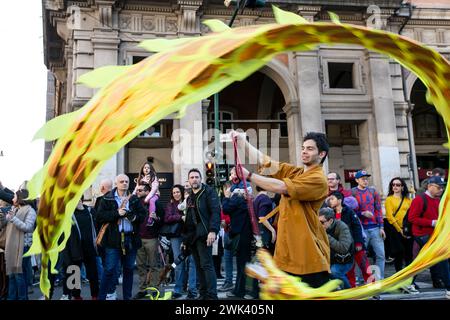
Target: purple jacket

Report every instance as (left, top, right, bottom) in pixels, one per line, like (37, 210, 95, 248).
(164, 201, 183, 224)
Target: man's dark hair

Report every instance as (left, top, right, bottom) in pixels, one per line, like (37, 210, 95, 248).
(432, 167, 446, 177)
(303, 132, 329, 164)
(330, 191, 344, 202)
(188, 168, 202, 179)
(141, 184, 151, 192)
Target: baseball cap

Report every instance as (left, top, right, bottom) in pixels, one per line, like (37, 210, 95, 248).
(355, 170, 371, 179)
(428, 176, 446, 186)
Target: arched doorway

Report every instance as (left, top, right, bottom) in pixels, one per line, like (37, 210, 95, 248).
(411, 79, 448, 181)
(207, 70, 290, 166)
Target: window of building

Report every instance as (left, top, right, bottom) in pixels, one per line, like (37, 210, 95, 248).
(328, 62, 354, 89)
(133, 56, 147, 64)
(138, 122, 164, 138)
(277, 112, 288, 137)
(209, 111, 234, 132)
(414, 113, 445, 139)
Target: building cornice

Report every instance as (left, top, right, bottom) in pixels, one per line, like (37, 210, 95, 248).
(123, 4, 172, 13)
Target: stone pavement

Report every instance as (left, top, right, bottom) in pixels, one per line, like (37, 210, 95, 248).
(28, 259, 449, 300)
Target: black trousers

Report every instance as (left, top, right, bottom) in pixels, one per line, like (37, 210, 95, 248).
(62, 255, 99, 298)
(287, 271, 330, 289)
(191, 237, 218, 300)
(234, 224, 254, 297)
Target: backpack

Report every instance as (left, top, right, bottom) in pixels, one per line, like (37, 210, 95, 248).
(402, 193, 427, 238)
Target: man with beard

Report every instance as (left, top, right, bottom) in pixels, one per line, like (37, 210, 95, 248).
(231, 131, 331, 288)
(181, 169, 220, 300)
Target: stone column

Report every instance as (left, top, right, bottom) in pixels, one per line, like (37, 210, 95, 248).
(90, 3, 121, 190)
(297, 5, 321, 22)
(283, 101, 301, 165)
(367, 52, 401, 195)
(202, 98, 210, 150)
(295, 50, 323, 137)
(178, 101, 204, 183)
(177, 0, 202, 36)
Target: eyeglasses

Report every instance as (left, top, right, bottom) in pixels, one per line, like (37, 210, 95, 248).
(119, 180, 129, 184)
(320, 219, 329, 225)
(430, 184, 444, 190)
(392, 183, 402, 187)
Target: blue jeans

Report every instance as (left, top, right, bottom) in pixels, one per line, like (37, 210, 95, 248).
(171, 237, 197, 295)
(223, 232, 234, 286)
(96, 256, 104, 282)
(364, 228, 385, 280)
(98, 237, 137, 300)
(331, 262, 353, 289)
(7, 273, 27, 300)
(7, 246, 31, 300)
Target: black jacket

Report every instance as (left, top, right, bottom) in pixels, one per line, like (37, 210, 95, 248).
(0, 187, 14, 205)
(222, 194, 251, 237)
(183, 184, 220, 245)
(62, 205, 98, 265)
(340, 205, 365, 247)
(96, 188, 147, 250)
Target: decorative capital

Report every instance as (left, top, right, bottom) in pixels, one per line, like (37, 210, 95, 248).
(283, 101, 300, 118)
(202, 99, 211, 112)
(96, 0, 116, 27)
(179, 4, 201, 34)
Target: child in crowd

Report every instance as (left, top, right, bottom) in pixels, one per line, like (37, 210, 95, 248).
(135, 161, 160, 227)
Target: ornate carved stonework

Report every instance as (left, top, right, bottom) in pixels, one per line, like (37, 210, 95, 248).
(132, 14, 142, 32)
(177, 0, 202, 5)
(45, 0, 64, 11)
(283, 101, 300, 118)
(179, 4, 200, 34)
(96, 1, 115, 28)
(240, 18, 255, 26)
(67, 1, 91, 8)
(142, 16, 156, 31)
(166, 18, 178, 33)
(123, 4, 172, 13)
(120, 15, 132, 30)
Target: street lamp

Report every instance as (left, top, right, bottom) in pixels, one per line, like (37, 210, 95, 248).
(394, 2, 419, 191)
(395, 2, 414, 34)
(395, 2, 413, 18)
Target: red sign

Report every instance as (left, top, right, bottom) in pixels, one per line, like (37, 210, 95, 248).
(418, 169, 448, 181)
(344, 169, 360, 182)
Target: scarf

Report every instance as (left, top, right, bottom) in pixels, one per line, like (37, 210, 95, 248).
(5, 205, 31, 275)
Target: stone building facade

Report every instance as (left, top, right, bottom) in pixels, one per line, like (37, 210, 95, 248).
(42, 0, 449, 201)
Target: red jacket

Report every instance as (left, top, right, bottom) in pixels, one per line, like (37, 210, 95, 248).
(221, 210, 231, 232)
(409, 193, 440, 237)
(328, 184, 352, 198)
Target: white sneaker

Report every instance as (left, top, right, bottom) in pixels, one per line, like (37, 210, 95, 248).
(60, 294, 70, 300)
(402, 285, 420, 294)
(106, 291, 117, 300)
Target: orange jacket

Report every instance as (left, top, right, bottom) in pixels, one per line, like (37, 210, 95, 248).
(269, 162, 330, 275)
